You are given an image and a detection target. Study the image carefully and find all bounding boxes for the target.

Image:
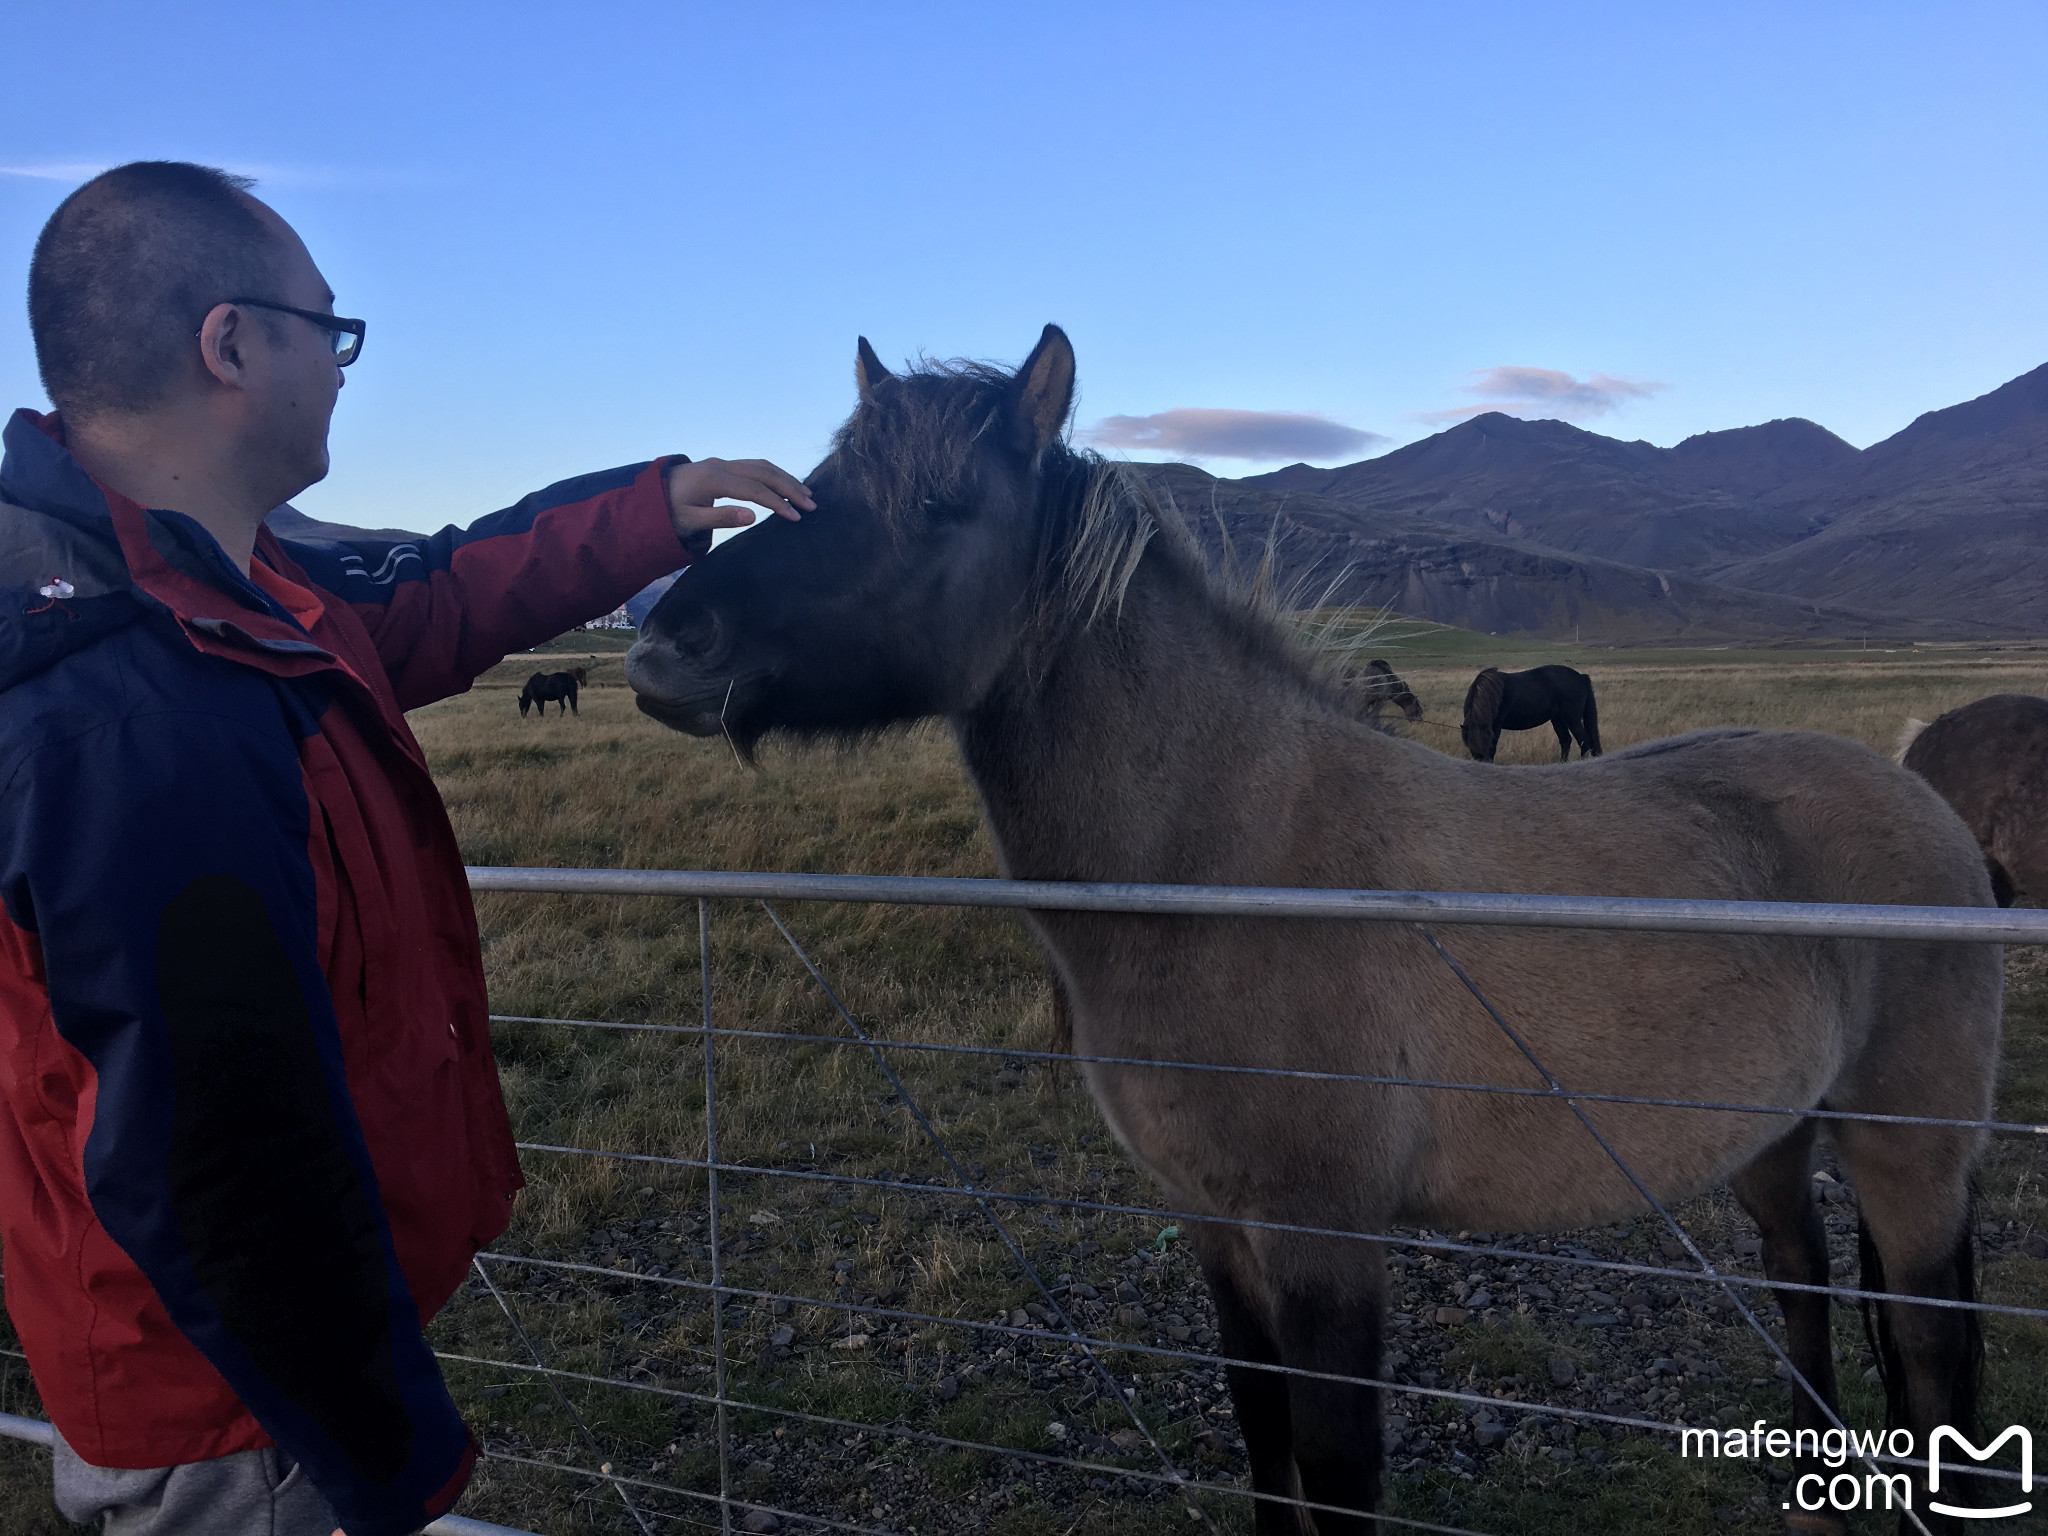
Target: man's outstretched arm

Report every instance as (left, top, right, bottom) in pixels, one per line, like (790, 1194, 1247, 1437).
(282, 455, 811, 711)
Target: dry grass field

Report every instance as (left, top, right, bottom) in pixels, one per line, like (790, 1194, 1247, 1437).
(4, 628, 2046, 1536)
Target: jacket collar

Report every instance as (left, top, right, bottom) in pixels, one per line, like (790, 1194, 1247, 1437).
(2, 408, 340, 679)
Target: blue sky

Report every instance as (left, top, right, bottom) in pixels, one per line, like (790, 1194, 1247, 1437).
(3, 1, 2043, 532)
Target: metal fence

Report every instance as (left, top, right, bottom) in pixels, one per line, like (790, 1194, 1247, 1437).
(6, 869, 2046, 1536)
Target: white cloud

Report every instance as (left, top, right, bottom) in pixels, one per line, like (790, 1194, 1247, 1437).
(1083, 407, 1386, 463)
(1418, 366, 1667, 424)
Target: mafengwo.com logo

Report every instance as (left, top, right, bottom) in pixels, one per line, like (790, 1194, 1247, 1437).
(1930, 1426, 2033, 1521)
(1680, 1422, 2033, 1519)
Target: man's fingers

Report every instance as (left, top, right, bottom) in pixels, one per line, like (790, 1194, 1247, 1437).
(686, 468, 806, 522)
(720, 459, 815, 512)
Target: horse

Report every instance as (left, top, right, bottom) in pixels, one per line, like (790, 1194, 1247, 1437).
(1353, 657, 1423, 723)
(626, 327, 2000, 1532)
(1897, 694, 2048, 907)
(1461, 664, 1601, 762)
(518, 666, 588, 718)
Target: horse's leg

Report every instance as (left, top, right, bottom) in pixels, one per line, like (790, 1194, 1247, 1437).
(1728, 1121, 1843, 1531)
(1201, 1249, 1304, 1534)
(1833, 1119, 1985, 1530)
(1270, 1241, 1384, 1533)
(1552, 716, 1573, 761)
(569, 687, 579, 715)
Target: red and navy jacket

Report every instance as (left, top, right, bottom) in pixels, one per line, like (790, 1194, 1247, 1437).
(0, 408, 698, 1536)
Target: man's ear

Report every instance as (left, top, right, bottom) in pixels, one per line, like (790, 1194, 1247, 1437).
(1008, 324, 1075, 457)
(855, 337, 894, 403)
(196, 302, 253, 390)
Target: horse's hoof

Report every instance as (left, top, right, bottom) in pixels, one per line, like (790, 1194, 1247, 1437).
(1782, 1512, 1846, 1536)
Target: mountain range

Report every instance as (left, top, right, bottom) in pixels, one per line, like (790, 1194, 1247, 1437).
(1137, 360, 2048, 642)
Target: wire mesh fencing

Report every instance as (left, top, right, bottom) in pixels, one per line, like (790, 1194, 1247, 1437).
(429, 872, 2048, 1536)
(5, 871, 2045, 1535)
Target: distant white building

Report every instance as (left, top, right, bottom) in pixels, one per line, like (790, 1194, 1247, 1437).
(583, 607, 635, 630)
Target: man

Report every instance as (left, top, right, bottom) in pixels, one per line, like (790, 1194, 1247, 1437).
(0, 161, 813, 1536)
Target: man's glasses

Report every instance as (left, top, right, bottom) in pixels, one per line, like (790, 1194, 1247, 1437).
(224, 298, 366, 366)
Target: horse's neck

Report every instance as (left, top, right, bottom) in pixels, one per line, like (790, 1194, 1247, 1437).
(953, 553, 1344, 885)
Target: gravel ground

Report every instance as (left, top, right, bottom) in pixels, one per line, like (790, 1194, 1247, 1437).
(450, 1140, 2045, 1535)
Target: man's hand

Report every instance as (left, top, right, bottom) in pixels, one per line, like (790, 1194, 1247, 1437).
(665, 457, 814, 540)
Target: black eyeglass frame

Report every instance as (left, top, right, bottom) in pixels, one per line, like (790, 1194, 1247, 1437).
(222, 298, 366, 366)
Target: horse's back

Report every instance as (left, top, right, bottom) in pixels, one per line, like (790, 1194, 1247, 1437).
(1904, 693, 2048, 903)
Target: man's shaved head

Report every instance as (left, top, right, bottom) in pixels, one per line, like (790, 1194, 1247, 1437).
(28, 160, 289, 421)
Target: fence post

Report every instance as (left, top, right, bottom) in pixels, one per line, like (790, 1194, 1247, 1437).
(700, 897, 733, 1536)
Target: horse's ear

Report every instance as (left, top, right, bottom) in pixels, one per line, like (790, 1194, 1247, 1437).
(855, 337, 894, 402)
(1009, 324, 1076, 456)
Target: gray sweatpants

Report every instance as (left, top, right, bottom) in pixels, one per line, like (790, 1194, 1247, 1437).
(52, 1430, 338, 1536)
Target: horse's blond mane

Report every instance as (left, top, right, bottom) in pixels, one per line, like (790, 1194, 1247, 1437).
(836, 357, 1377, 712)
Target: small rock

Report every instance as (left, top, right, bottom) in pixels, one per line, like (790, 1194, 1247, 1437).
(932, 1375, 960, 1401)
(770, 1298, 791, 1317)
(746, 1459, 774, 1477)
(1070, 1282, 1100, 1299)
(1024, 1302, 1055, 1325)
(1474, 1421, 1509, 1449)
(1549, 1356, 1577, 1386)
(1465, 1290, 1493, 1310)
(1046, 1421, 1069, 1441)
(1116, 1305, 1148, 1326)
(1576, 1313, 1620, 1327)
(1433, 1307, 1472, 1327)
(1658, 1237, 1689, 1261)
(830, 1333, 869, 1350)
(741, 1512, 781, 1534)
(1522, 1283, 1555, 1303)
(1111, 1428, 1144, 1450)
(769, 1325, 795, 1348)
(1165, 1325, 1193, 1342)
(1007, 1308, 1031, 1328)
(1115, 1280, 1143, 1303)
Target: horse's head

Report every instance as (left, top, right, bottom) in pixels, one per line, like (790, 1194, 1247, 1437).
(1461, 668, 1504, 761)
(627, 327, 1078, 752)
(1364, 658, 1424, 722)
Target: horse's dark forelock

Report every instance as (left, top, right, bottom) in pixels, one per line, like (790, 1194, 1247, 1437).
(830, 359, 1016, 533)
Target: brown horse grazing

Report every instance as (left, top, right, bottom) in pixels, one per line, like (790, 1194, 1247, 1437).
(518, 666, 588, 718)
(1462, 664, 1601, 762)
(1353, 657, 1423, 723)
(1899, 694, 2048, 907)
(627, 328, 2001, 1532)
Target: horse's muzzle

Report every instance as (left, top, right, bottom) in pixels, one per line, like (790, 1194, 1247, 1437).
(624, 639, 726, 736)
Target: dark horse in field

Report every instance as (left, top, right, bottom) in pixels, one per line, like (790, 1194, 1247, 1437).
(1462, 664, 1601, 762)
(1899, 694, 2048, 907)
(518, 666, 588, 718)
(628, 327, 1998, 1531)
(1354, 657, 1423, 723)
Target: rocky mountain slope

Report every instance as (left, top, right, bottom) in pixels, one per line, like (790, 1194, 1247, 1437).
(1192, 360, 2047, 640)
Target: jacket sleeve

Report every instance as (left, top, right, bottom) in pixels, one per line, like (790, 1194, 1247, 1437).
(281, 458, 704, 711)
(0, 708, 475, 1536)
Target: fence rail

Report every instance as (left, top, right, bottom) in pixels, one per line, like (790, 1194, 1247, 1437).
(466, 865, 2048, 943)
(5, 866, 2039, 1536)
